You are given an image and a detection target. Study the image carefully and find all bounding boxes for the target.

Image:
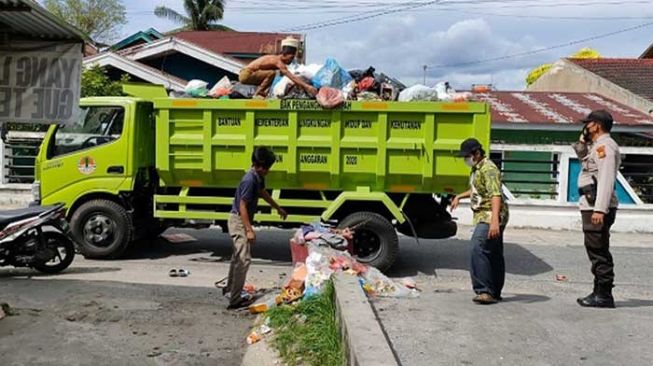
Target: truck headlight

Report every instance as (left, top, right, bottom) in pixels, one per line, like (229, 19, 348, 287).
(32, 180, 41, 203)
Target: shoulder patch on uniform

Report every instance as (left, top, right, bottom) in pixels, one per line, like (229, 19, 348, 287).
(596, 145, 606, 159)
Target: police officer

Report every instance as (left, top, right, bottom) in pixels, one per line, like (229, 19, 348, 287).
(572, 110, 621, 308)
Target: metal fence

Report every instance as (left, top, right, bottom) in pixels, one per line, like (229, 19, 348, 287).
(1, 132, 44, 185)
(491, 151, 560, 200)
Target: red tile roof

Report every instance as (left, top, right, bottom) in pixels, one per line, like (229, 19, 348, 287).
(172, 31, 303, 56)
(567, 58, 653, 101)
(473, 91, 653, 128)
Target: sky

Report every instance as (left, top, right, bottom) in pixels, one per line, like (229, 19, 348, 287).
(119, 0, 653, 90)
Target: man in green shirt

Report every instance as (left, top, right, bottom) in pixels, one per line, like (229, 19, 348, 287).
(451, 138, 509, 304)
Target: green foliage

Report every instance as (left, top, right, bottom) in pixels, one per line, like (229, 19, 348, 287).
(526, 47, 601, 86)
(267, 281, 344, 366)
(44, 0, 127, 43)
(155, 0, 228, 31)
(81, 65, 130, 97)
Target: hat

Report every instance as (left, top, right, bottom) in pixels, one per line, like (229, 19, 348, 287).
(281, 37, 300, 49)
(579, 109, 613, 132)
(458, 138, 483, 157)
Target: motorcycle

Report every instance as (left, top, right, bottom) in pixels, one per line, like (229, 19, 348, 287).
(0, 203, 75, 274)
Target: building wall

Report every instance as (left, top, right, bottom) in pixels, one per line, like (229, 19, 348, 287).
(528, 60, 653, 115)
(140, 53, 238, 86)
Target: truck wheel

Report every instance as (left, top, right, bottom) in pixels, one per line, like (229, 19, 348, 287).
(71, 199, 133, 259)
(338, 212, 398, 272)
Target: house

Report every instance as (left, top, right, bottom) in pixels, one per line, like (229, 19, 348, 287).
(641, 42, 653, 59)
(85, 30, 305, 91)
(467, 90, 653, 232)
(528, 57, 653, 115)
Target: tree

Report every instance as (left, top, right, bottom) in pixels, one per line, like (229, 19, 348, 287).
(526, 48, 601, 87)
(155, 0, 230, 31)
(81, 65, 130, 97)
(44, 0, 127, 43)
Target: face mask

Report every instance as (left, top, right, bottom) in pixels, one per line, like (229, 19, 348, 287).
(464, 156, 475, 167)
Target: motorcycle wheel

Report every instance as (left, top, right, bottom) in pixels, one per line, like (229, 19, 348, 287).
(33, 232, 75, 274)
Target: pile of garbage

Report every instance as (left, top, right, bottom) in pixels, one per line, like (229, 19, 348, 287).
(173, 57, 472, 107)
(247, 222, 419, 316)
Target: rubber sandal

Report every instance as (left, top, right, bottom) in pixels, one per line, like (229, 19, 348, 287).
(178, 269, 190, 277)
(214, 277, 228, 289)
(168, 269, 178, 277)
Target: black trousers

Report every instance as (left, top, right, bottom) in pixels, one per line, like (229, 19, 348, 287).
(581, 209, 617, 294)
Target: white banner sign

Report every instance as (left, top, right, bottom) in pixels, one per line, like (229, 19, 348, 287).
(0, 41, 81, 125)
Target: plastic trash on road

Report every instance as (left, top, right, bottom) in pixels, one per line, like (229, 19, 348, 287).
(360, 267, 420, 298)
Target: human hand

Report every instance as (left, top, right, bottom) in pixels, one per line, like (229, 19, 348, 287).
(308, 86, 318, 96)
(591, 212, 604, 226)
(246, 229, 256, 244)
(277, 207, 288, 220)
(450, 196, 460, 212)
(488, 221, 501, 239)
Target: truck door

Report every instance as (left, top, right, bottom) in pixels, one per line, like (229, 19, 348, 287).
(40, 104, 129, 205)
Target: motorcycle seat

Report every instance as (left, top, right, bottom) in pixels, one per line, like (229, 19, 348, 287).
(0, 206, 52, 228)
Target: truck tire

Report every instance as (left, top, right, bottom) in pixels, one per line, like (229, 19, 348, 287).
(338, 211, 398, 272)
(70, 199, 133, 259)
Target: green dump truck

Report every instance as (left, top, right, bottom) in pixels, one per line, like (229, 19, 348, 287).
(33, 84, 490, 270)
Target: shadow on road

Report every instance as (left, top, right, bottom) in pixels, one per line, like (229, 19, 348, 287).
(616, 299, 653, 308)
(122, 228, 293, 264)
(501, 294, 551, 303)
(0, 266, 120, 278)
(389, 238, 553, 278)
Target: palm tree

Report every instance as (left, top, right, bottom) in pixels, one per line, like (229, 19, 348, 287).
(155, 0, 230, 31)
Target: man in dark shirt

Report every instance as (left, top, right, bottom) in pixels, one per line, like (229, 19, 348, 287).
(225, 147, 287, 309)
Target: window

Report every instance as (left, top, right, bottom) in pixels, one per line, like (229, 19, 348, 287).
(49, 106, 124, 158)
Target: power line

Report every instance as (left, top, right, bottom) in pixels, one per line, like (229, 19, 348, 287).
(427, 20, 653, 69)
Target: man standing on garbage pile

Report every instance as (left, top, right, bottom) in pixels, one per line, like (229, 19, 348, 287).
(225, 147, 288, 309)
(572, 110, 621, 309)
(450, 138, 509, 305)
(239, 37, 318, 99)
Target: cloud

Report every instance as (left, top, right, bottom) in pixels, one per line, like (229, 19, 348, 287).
(307, 17, 550, 90)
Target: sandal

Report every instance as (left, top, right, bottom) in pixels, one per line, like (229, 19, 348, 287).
(214, 277, 228, 289)
(169, 269, 178, 277)
(178, 269, 190, 277)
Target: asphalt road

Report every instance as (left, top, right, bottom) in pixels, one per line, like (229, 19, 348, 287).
(1, 226, 651, 365)
(376, 227, 653, 366)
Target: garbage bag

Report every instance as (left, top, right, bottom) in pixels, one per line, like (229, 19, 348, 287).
(209, 76, 232, 98)
(360, 267, 419, 298)
(273, 76, 295, 98)
(312, 58, 353, 89)
(316, 87, 344, 109)
(357, 76, 376, 92)
(296, 64, 323, 79)
(349, 66, 376, 81)
(229, 83, 257, 99)
(398, 85, 438, 102)
(184, 79, 209, 97)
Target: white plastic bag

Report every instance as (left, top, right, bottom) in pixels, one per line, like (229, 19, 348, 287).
(185, 79, 209, 97)
(273, 76, 295, 98)
(398, 85, 438, 102)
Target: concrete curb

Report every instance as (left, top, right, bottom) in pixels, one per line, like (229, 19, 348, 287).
(334, 272, 399, 366)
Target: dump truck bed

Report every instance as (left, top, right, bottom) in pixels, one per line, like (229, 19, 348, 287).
(149, 96, 490, 195)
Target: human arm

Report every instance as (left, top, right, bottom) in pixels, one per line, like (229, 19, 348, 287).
(277, 61, 318, 96)
(489, 196, 502, 239)
(485, 166, 504, 239)
(450, 190, 472, 212)
(239, 200, 256, 244)
(260, 189, 287, 220)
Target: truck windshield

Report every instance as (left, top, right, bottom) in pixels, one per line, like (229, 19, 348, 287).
(50, 106, 124, 158)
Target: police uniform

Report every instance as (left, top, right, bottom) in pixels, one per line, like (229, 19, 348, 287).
(572, 125, 621, 304)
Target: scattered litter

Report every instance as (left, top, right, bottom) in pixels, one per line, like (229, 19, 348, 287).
(556, 274, 568, 282)
(246, 331, 261, 345)
(260, 324, 272, 335)
(161, 233, 197, 244)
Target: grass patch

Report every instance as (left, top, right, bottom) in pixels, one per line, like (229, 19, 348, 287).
(266, 281, 343, 366)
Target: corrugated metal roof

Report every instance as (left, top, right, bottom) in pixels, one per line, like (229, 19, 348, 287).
(0, 0, 85, 41)
(473, 91, 653, 129)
